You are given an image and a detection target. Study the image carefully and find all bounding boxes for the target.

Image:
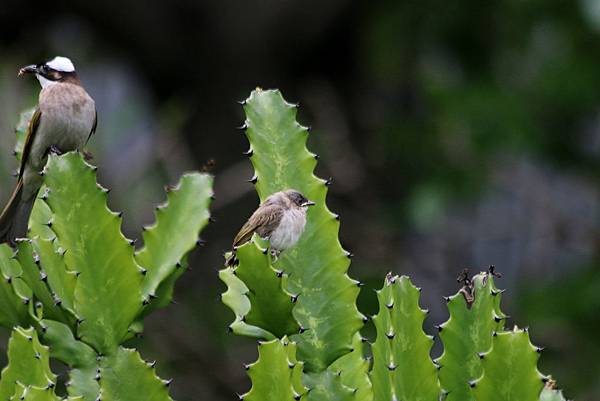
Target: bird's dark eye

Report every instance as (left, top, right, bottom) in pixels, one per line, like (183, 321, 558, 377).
(41, 65, 49, 74)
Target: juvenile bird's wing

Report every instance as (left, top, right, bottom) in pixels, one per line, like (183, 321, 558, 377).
(233, 204, 283, 248)
(19, 108, 42, 177)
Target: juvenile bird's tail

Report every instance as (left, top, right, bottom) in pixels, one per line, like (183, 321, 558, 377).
(0, 180, 34, 245)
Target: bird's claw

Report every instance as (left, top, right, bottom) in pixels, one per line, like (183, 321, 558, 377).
(82, 150, 94, 161)
(49, 145, 63, 155)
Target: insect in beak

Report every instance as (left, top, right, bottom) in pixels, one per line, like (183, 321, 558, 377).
(18, 65, 38, 77)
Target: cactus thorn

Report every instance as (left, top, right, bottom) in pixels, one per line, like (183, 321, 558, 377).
(362, 315, 369, 323)
(443, 296, 450, 303)
(275, 270, 284, 278)
(492, 331, 498, 336)
(536, 346, 544, 353)
(435, 325, 443, 332)
(147, 360, 156, 368)
(47, 381, 55, 389)
(247, 174, 258, 184)
(237, 122, 248, 130)
(140, 268, 147, 275)
(242, 148, 253, 156)
(209, 216, 216, 223)
(345, 251, 354, 259)
(5, 276, 11, 284)
(149, 292, 157, 299)
(164, 379, 173, 387)
(197, 238, 207, 246)
(386, 331, 395, 339)
(291, 294, 299, 303)
(142, 298, 150, 305)
(262, 247, 268, 255)
(23, 297, 30, 305)
(469, 380, 477, 388)
(176, 261, 182, 268)
(387, 363, 396, 371)
(40, 272, 47, 282)
(314, 154, 320, 160)
(478, 352, 485, 359)
(129, 238, 136, 246)
(299, 326, 306, 334)
(117, 211, 123, 218)
(386, 301, 394, 309)
(334, 214, 340, 221)
(237, 99, 246, 105)
(34, 352, 41, 359)
(325, 177, 333, 186)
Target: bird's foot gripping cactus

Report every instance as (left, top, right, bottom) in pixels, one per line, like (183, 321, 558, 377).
(0, 111, 213, 401)
(221, 89, 571, 401)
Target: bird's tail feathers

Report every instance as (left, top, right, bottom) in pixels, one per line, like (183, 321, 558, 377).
(0, 180, 34, 245)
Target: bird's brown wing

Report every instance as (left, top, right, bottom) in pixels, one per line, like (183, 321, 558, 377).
(233, 204, 283, 248)
(85, 110, 97, 146)
(18, 108, 42, 178)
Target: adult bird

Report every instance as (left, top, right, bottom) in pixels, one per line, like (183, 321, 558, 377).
(0, 56, 97, 244)
(226, 189, 315, 266)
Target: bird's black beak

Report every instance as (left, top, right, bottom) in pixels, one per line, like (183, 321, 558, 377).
(302, 200, 316, 207)
(18, 65, 38, 77)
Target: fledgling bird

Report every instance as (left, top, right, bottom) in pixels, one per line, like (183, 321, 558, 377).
(226, 189, 315, 266)
(0, 56, 97, 244)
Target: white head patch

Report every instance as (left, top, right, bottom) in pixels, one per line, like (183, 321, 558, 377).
(46, 56, 75, 72)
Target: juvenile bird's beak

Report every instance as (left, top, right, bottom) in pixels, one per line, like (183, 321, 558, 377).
(18, 65, 38, 77)
(302, 200, 316, 207)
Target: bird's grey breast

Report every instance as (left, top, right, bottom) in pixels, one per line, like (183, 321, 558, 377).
(30, 83, 95, 169)
(269, 207, 307, 251)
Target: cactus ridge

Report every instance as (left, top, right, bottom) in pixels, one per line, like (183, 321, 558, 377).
(232, 88, 364, 372)
(97, 347, 174, 401)
(135, 172, 213, 313)
(436, 270, 506, 401)
(242, 338, 306, 401)
(472, 327, 545, 401)
(0, 327, 57, 401)
(371, 274, 441, 401)
(40, 152, 144, 355)
(220, 240, 299, 339)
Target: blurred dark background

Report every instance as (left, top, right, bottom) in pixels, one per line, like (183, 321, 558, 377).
(0, 1, 599, 399)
